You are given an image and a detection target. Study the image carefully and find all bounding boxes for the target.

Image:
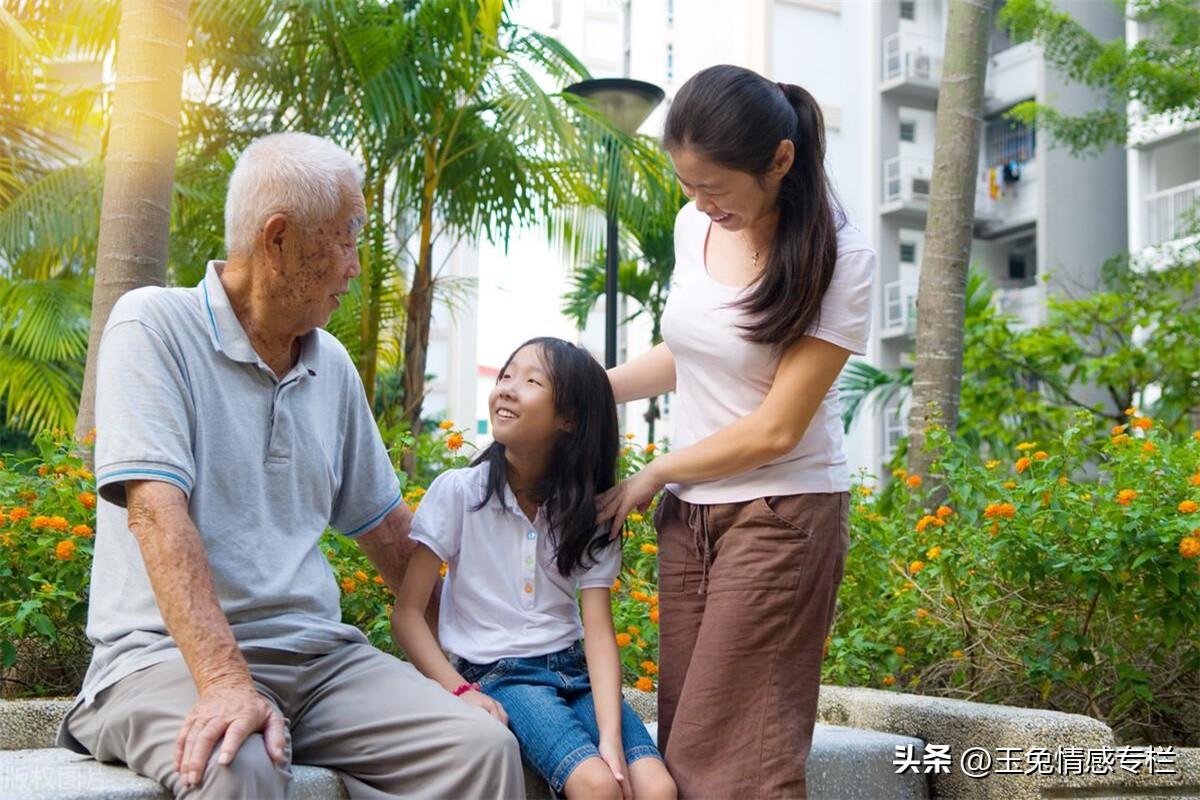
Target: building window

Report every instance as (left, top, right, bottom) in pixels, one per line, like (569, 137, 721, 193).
(985, 115, 1036, 167)
(1008, 253, 1030, 281)
(900, 241, 917, 264)
(899, 120, 916, 143)
(900, 0, 916, 21)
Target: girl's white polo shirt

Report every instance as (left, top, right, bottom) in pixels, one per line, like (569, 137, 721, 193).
(409, 463, 620, 664)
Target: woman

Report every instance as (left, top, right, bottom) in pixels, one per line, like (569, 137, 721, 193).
(597, 64, 875, 798)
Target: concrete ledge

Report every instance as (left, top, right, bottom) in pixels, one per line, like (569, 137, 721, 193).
(817, 684, 1200, 799)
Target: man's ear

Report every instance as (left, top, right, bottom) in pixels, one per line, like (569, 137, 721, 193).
(261, 213, 289, 273)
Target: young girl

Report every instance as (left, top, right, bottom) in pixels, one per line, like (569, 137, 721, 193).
(394, 337, 677, 800)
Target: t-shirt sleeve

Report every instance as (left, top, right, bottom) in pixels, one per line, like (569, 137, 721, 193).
(329, 370, 402, 538)
(809, 247, 876, 356)
(95, 319, 197, 508)
(577, 533, 621, 590)
(408, 470, 466, 562)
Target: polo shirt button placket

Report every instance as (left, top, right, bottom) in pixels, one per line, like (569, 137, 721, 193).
(521, 529, 537, 610)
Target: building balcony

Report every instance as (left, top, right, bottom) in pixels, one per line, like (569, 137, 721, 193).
(881, 156, 932, 220)
(881, 280, 918, 339)
(1145, 178, 1200, 247)
(881, 31, 942, 104)
(974, 156, 1039, 238)
(993, 283, 1046, 330)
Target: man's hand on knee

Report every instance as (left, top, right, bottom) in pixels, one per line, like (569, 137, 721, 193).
(173, 681, 288, 788)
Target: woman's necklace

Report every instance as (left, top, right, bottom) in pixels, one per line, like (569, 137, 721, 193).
(742, 231, 761, 270)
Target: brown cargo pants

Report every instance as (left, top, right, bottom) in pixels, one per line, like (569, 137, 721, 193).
(655, 490, 850, 800)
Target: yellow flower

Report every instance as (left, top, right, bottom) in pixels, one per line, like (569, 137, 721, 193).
(1179, 537, 1200, 559)
(858, 485, 874, 496)
(635, 676, 654, 692)
(1033, 451, 1048, 461)
(1194, 430, 1200, 441)
(628, 512, 644, 523)
(625, 432, 636, 440)
(640, 543, 658, 555)
(1111, 433, 1131, 445)
(1179, 500, 1199, 514)
(926, 545, 942, 559)
(636, 637, 647, 648)
(892, 468, 907, 479)
(438, 420, 455, 430)
(439, 562, 449, 578)
(985, 460, 1000, 470)
(615, 633, 633, 648)
(1003, 480, 1018, 490)
(1125, 406, 1138, 416)
(1016, 441, 1037, 451)
(1058, 476, 1069, 486)
(951, 649, 964, 659)
(1015, 457, 1031, 473)
(894, 646, 907, 657)
(55, 539, 76, 560)
(906, 474, 922, 488)
(445, 432, 464, 452)
(1115, 489, 1137, 506)
(40, 583, 54, 593)
(945, 596, 956, 606)
(882, 675, 896, 687)
(640, 660, 659, 675)
(909, 560, 925, 574)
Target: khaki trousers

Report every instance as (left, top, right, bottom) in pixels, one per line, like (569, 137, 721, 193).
(655, 491, 850, 800)
(64, 643, 525, 799)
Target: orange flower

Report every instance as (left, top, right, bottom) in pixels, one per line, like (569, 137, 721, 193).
(611, 578, 622, 592)
(0, 512, 7, 527)
(627, 625, 640, 635)
(915, 608, 929, 619)
(644, 444, 656, 455)
(630, 590, 651, 603)
(354, 570, 369, 583)
(1179, 500, 1199, 514)
(78, 492, 96, 509)
(9, 507, 29, 522)
(909, 560, 925, 575)
(1015, 457, 1031, 473)
(936, 505, 954, 519)
(48, 516, 68, 531)
(446, 432, 464, 452)
(374, 575, 385, 585)
(915, 515, 944, 533)
(37, 464, 49, 476)
(640, 660, 659, 675)
(983, 502, 1016, 519)
(894, 646, 907, 657)
(649, 608, 660, 624)
(635, 676, 654, 692)
(1190, 473, 1200, 487)
(1033, 451, 1048, 461)
(906, 474, 922, 488)
(1179, 537, 1200, 559)
(1111, 424, 1127, 435)
(55, 539, 76, 560)
(340, 577, 357, 593)
(649, 594, 659, 606)
(636, 637, 647, 648)
(926, 545, 942, 559)
(640, 543, 658, 555)
(1132, 417, 1153, 431)
(1115, 489, 1137, 506)
(882, 675, 896, 686)
(439, 562, 448, 578)
(615, 633, 633, 648)
(438, 420, 455, 431)
(1142, 441, 1157, 454)
(71, 524, 93, 538)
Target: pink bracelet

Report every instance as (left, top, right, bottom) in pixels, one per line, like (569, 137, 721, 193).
(451, 682, 481, 697)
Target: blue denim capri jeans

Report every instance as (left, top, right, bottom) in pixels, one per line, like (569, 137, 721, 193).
(456, 641, 662, 793)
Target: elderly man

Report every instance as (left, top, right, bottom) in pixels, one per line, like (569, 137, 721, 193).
(57, 133, 523, 798)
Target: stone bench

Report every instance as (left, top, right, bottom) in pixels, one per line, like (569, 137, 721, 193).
(0, 693, 931, 799)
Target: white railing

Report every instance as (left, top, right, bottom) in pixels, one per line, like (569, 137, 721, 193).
(993, 283, 1046, 330)
(882, 31, 944, 84)
(883, 401, 907, 456)
(882, 156, 933, 206)
(1146, 179, 1200, 246)
(882, 280, 918, 337)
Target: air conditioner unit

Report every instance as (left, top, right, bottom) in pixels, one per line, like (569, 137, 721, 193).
(912, 53, 932, 79)
(912, 177, 931, 197)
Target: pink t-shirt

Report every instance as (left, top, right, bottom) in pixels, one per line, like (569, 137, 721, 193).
(661, 202, 875, 503)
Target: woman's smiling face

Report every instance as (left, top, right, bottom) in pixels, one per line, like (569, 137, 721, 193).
(489, 344, 568, 450)
(668, 144, 791, 233)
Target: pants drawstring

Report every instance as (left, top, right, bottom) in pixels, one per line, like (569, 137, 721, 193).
(685, 501, 713, 595)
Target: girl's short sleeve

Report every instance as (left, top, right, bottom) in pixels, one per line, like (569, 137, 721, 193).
(577, 535, 621, 590)
(409, 470, 466, 562)
(809, 245, 876, 356)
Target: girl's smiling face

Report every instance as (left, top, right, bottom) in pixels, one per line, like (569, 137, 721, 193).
(489, 345, 570, 451)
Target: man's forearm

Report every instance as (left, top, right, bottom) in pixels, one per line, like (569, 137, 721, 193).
(126, 481, 251, 693)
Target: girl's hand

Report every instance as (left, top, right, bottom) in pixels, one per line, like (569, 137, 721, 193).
(597, 465, 665, 541)
(599, 735, 633, 800)
(458, 689, 509, 725)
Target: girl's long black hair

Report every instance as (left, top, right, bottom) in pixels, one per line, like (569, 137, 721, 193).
(663, 64, 842, 348)
(472, 337, 619, 577)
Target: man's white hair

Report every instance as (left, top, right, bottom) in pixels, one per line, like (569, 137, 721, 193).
(224, 132, 364, 255)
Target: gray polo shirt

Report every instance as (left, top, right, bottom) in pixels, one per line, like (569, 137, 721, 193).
(69, 261, 401, 714)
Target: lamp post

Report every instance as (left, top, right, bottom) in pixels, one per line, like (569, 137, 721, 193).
(564, 78, 664, 368)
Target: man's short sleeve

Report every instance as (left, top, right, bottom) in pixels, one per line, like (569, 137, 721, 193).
(329, 375, 402, 538)
(809, 247, 876, 356)
(577, 534, 621, 590)
(95, 319, 197, 507)
(408, 470, 466, 562)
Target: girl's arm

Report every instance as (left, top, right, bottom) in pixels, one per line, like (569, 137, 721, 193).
(581, 587, 632, 800)
(392, 544, 507, 723)
(608, 342, 676, 405)
(598, 336, 851, 537)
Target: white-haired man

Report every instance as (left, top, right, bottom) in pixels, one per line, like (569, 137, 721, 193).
(58, 133, 523, 798)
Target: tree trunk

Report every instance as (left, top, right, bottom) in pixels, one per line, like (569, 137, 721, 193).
(401, 148, 439, 442)
(358, 176, 386, 411)
(75, 0, 191, 443)
(906, 0, 992, 486)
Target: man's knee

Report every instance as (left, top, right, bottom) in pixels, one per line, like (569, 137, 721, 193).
(454, 713, 521, 766)
(186, 734, 290, 799)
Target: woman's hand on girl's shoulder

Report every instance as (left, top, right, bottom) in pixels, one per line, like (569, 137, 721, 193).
(596, 464, 666, 541)
(458, 689, 509, 725)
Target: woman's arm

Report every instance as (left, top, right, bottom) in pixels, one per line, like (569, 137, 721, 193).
(392, 544, 507, 722)
(608, 342, 676, 405)
(598, 336, 851, 537)
(581, 587, 631, 798)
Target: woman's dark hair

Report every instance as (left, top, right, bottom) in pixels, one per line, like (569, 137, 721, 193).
(663, 64, 841, 347)
(471, 337, 619, 577)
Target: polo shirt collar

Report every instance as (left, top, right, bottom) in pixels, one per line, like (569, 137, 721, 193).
(200, 260, 318, 377)
(476, 461, 542, 519)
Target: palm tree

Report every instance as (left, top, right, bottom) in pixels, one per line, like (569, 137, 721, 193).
(0, 0, 117, 436)
(75, 0, 192, 441)
(906, 0, 993, 484)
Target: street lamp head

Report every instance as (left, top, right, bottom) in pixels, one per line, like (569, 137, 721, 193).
(564, 78, 665, 136)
